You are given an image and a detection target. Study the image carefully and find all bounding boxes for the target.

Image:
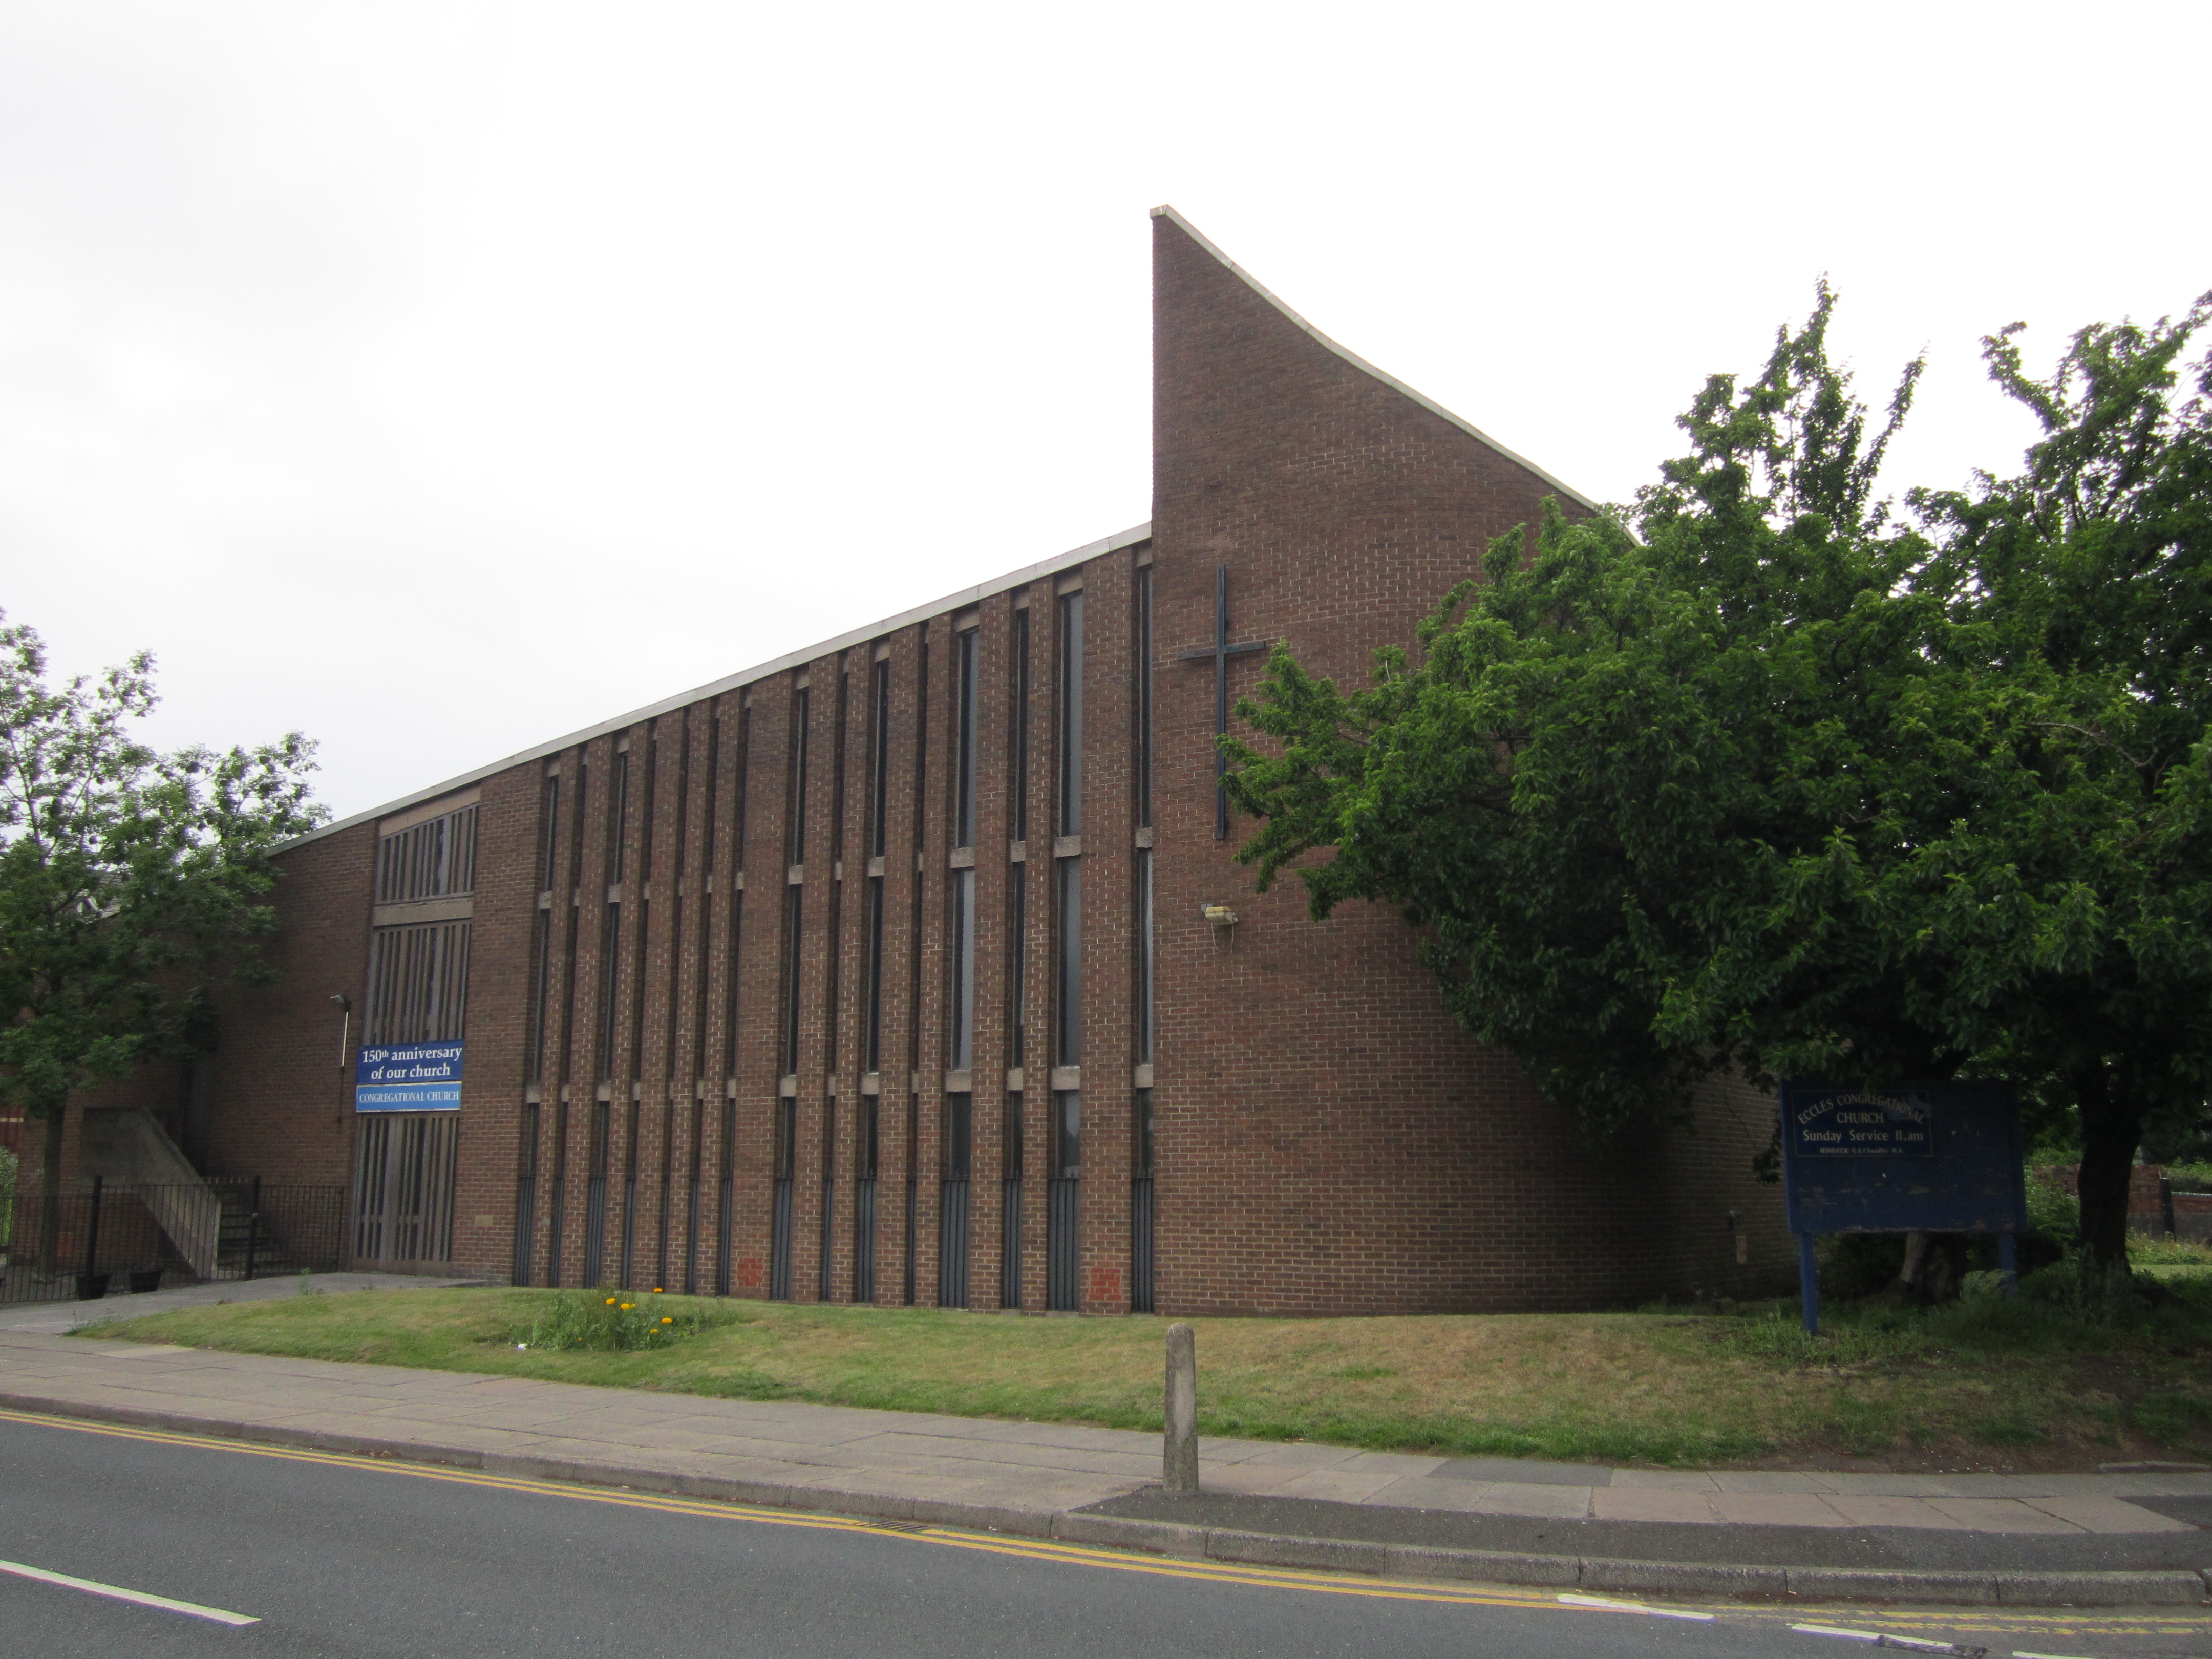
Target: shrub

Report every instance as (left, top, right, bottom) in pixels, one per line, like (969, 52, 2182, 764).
(516, 1290, 715, 1353)
(2131, 1232, 2212, 1267)
(2025, 1166, 2080, 1241)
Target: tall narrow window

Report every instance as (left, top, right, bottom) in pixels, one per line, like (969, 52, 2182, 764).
(528, 777, 559, 1082)
(1136, 847, 1154, 1064)
(938, 1093, 971, 1308)
(788, 685, 811, 866)
(1131, 1086, 1155, 1313)
(1011, 606, 1031, 843)
(1136, 563, 1153, 830)
(1057, 592, 1083, 838)
(950, 868, 976, 1071)
(864, 877, 886, 1074)
(721, 704, 751, 1080)
(780, 884, 803, 1077)
(1007, 870, 1026, 1067)
(1055, 860, 1081, 1065)
(596, 749, 629, 1081)
(1048, 593, 1083, 1315)
(818, 1094, 837, 1301)
(869, 658, 890, 858)
(1047, 1088, 1080, 1312)
(954, 626, 978, 849)
(864, 656, 889, 1077)
(770, 1095, 795, 1301)
(999, 1092, 1024, 1309)
(854, 1091, 879, 1304)
(1055, 589, 1083, 1065)
(781, 684, 808, 1079)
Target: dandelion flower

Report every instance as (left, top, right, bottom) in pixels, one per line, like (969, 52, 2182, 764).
(662, 1316, 673, 1324)
(605, 1297, 617, 1305)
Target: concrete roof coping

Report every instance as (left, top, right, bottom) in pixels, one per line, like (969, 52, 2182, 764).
(286, 521, 1154, 852)
(1150, 205, 1599, 514)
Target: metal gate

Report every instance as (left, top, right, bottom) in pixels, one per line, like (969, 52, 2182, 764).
(353, 1113, 459, 1265)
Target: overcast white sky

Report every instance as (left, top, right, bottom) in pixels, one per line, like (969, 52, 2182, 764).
(3, 2, 2205, 821)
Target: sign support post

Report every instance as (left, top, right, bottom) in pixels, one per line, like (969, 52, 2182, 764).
(1797, 1233, 1820, 1335)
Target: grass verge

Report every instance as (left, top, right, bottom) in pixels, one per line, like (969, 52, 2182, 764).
(73, 1276, 2212, 1471)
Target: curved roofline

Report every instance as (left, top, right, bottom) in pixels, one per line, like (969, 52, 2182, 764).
(286, 521, 1153, 852)
(1150, 205, 1598, 513)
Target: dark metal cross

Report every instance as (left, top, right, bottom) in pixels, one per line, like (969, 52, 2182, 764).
(1175, 564, 1268, 839)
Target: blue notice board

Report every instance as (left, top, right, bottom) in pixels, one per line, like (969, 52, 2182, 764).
(1780, 1080, 2026, 1236)
(355, 1041, 464, 1112)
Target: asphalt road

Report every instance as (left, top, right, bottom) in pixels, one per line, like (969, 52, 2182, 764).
(1, 1412, 2204, 1659)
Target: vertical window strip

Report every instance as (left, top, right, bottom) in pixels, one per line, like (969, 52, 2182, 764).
(950, 868, 976, 1071)
(1000, 1091, 1024, 1309)
(869, 657, 890, 859)
(665, 719, 691, 1084)
(780, 884, 803, 1078)
(1057, 592, 1084, 838)
(864, 876, 885, 1074)
(1055, 858, 1081, 1065)
(788, 685, 811, 867)
(1137, 566, 1154, 827)
(722, 705, 751, 1079)
(955, 627, 978, 849)
(824, 671, 848, 1072)
(1011, 606, 1030, 844)
(1007, 868, 1026, 1067)
(528, 778, 560, 1082)
(1136, 847, 1154, 1064)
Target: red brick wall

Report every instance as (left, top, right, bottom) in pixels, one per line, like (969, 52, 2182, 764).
(1144, 208, 1785, 1311)
(48, 210, 1795, 1312)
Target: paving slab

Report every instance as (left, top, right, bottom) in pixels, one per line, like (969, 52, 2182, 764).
(1590, 1487, 1720, 1524)
(1926, 1497, 2086, 1534)
(4, 1324, 2209, 1604)
(1709, 1492, 1854, 1527)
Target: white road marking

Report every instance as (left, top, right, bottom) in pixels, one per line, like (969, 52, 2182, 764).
(1791, 1627, 1986, 1655)
(2012, 1652, 2097, 1658)
(0, 1559, 258, 1625)
(1557, 1592, 1716, 1622)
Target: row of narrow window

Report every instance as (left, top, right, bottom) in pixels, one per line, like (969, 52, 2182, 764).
(506, 566, 1153, 1305)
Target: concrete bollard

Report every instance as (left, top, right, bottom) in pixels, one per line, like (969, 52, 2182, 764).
(1163, 1321, 1199, 1495)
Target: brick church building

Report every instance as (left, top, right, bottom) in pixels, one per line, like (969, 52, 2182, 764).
(44, 209, 1785, 1314)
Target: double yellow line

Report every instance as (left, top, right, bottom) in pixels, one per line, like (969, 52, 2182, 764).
(3, 1403, 2205, 1642)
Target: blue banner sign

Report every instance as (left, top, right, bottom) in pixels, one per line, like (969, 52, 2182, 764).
(1779, 1080, 2025, 1236)
(355, 1041, 464, 1112)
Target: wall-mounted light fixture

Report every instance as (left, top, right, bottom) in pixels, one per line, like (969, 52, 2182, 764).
(330, 994, 351, 1074)
(1202, 904, 1238, 927)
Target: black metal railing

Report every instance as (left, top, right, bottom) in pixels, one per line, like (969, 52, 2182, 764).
(1, 1180, 346, 1305)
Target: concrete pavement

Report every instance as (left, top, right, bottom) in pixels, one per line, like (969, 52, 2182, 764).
(2, 1320, 2208, 1607)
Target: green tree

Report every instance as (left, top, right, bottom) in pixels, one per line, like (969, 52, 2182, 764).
(1224, 287, 2211, 1272)
(0, 616, 324, 1271)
